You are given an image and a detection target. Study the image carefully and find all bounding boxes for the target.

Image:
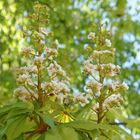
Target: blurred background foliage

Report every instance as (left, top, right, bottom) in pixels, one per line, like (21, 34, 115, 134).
(0, 0, 140, 125)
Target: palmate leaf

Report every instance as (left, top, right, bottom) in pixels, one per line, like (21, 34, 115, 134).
(6, 108, 31, 120)
(62, 120, 134, 140)
(45, 126, 81, 140)
(0, 101, 35, 140)
(0, 101, 34, 127)
(0, 101, 33, 116)
(5, 114, 35, 140)
(14, 134, 24, 140)
(62, 120, 113, 131)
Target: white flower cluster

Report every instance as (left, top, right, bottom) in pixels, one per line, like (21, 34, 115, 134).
(82, 29, 129, 115)
(45, 47, 58, 60)
(47, 61, 66, 78)
(88, 32, 96, 40)
(83, 61, 120, 77)
(107, 81, 129, 91)
(21, 47, 33, 57)
(16, 74, 30, 85)
(83, 60, 95, 74)
(75, 93, 92, 107)
(97, 64, 121, 77)
(17, 65, 38, 75)
(103, 94, 123, 110)
(33, 27, 52, 47)
(93, 94, 123, 112)
(87, 32, 112, 48)
(34, 56, 44, 66)
(34, 32, 45, 40)
(105, 39, 112, 47)
(87, 81, 101, 94)
(14, 87, 30, 101)
(14, 87, 38, 101)
(91, 50, 114, 61)
(42, 80, 70, 95)
(40, 27, 52, 36)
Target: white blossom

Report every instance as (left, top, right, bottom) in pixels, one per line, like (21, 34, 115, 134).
(17, 74, 30, 84)
(87, 81, 101, 93)
(83, 60, 95, 74)
(14, 87, 38, 101)
(105, 39, 112, 47)
(75, 93, 90, 107)
(47, 63, 57, 77)
(121, 82, 129, 90)
(103, 94, 123, 110)
(28, 65, 38, 74)
(34, 56, 43, 66)
(97, 64, 121, 77)
(14, 87, 30, 101)
(106, 81, 129, 91)
(35, 32, 45, 39)
(45, 47, 58, 60)
(40, 27, 52, 36)
(21, 47, 33, 57)
(47, 61, 66, 78)
(88, 32, 95, 40)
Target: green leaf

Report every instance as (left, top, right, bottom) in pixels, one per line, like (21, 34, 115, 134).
(37, 133, 45, 140)
(5, 115, 35, 140)
(37, 112, 55, 129)
(6, 108, 30, 120)
(106, 108, 125, 121)
(0, 127, 6, 139)
(14, 134, 24, 140)
(59, 127, 80, 140)
(45, 126, 80, 140)
(62, 120, 112, 131)
(126, 118, 140, 129)
(75, 104, 95, 120)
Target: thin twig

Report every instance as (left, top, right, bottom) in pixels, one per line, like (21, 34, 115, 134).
(109, 122, 127, 125)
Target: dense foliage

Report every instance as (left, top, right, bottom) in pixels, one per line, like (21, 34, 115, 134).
(0, 0, 140, 139)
